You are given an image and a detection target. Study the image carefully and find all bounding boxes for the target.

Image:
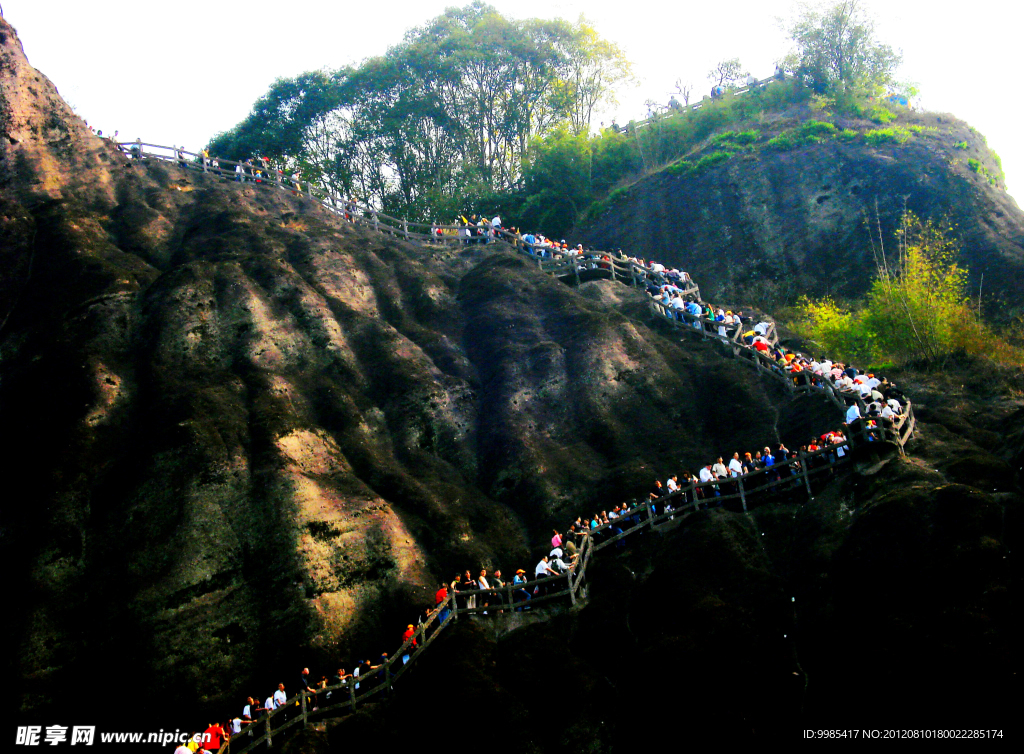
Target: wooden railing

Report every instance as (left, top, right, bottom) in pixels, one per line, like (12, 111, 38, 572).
(220, 536, 595, 753)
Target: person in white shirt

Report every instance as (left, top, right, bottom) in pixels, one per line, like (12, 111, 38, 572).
(700, 464, 715, 484)
(535, 556, 558, 578)
(712, 457, 728, 479)
(550, 554, 572, 572)
(264, 694, 276, 714)
(846, 403, 862, 423)
(728, 453, 744, 477)
(273, 683, 287, 711)
(666, 475, 679, 492)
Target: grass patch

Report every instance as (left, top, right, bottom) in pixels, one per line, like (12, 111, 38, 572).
(667, 150, 736, 177)
(765, 119, 837, 151)
(864, 126, 912, 146)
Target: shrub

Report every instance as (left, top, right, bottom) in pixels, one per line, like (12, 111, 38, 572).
(765, 130, 800, 151)
(606, 186, 629, 204)
(666, 159, 693, 176)
(693, 151, 734, 172)
(667, 151, 735, 177)
(967, 158, 982, 173)
(953, 141, 968, 150)
(868, 105, 895, 124)
(799, 119, 837, 138)
(710, 129, 760, 146)
(796, 212, 1023, 366)
(864, 126, 911, 146)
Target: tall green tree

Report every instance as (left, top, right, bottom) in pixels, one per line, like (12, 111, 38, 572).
(206, 2, 633, 220)
(784, 0, 902, 96)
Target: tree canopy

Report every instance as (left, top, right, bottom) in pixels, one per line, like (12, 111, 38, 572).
(784, 0, 902, 97)
(208, 2, 631, 220)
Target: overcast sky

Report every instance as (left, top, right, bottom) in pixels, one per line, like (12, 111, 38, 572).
(4, 0, 1021, 201)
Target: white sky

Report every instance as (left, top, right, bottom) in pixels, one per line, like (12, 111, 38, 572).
(4, 0, 1022, 201)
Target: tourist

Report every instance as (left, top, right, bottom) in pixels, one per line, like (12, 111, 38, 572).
(201, 722, 226, 752)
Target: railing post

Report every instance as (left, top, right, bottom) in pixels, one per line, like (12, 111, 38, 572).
(568, 569, 577, 605)
(373, 210, 379, 234)
(573, 262, 580, 287)
(403, 219, 409, 240)
(349, 679, 356, 710)
(688, 481, 699, 511)
(301, 691, 308, 728)
(738, 476, 748, 512)
(452, 589, 459, 621)
(265, 712, 273, 749)
(798, 450, 813, 500)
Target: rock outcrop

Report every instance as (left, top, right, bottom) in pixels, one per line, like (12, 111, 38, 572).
(576, 111, 1024, 318)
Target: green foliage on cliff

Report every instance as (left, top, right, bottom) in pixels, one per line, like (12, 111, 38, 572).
(797, 213, 1022, 365)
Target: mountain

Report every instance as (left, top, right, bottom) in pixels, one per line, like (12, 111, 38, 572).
(1, 17, 1019, 739)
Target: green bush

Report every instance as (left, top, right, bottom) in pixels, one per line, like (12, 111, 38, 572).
(796, 213, 1023, 365)
(765, 130, 800, 151)
(953, 141, 968, 149)
(694, 151, 733, 171)
(868, 105, 895, 123)
(864, 126, 911, 145)
(967, 158, 982, 173)
(606, 186, 629, 204)
(764, 120, 837, 151)
(799, 119, 837, 138)
(850, 101, 895, 123)
(666, 159, 693, 176)
(667, 151, 735, 177)
(839, 128, 859, 141)
(711, 129, 760, 146)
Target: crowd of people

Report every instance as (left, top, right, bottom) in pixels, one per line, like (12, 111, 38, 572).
(121, 163, 911, 750)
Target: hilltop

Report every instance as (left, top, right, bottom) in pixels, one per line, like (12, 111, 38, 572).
(575, 100, 1024, 319)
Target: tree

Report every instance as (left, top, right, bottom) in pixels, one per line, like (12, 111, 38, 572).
(706, 58, 747, 89)
(673, 79, 695, 106)
(797, 212, 1019, 365)
(785, 0, 902, 96)
(547, 18, 634, 136)
(206, 3, 634, 219)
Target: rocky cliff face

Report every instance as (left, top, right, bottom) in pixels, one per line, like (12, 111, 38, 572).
(576, 112, 1024, 318)
(0, 18, 813, 722)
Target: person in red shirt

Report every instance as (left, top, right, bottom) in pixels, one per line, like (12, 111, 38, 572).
(435, 583, 451, 625)
(202, 722, 227, 752)
(403, 623, 417, 647)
